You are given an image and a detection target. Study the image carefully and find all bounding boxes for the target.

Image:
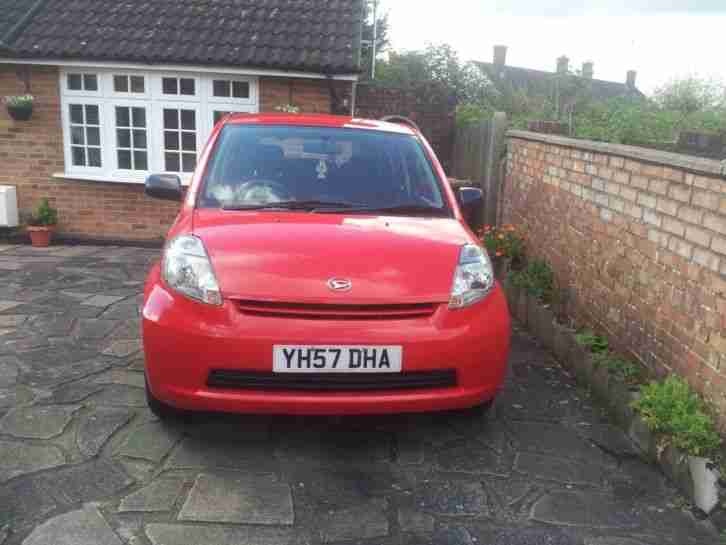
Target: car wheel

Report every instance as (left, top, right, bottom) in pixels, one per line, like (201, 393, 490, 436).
(145, 377, 186, 421)
(450, 398, 495, 420)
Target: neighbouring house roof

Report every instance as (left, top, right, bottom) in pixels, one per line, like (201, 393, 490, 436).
(476, 62, 645, 101)
(1, 0, 364, 74)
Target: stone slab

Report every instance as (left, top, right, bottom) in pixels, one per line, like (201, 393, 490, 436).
(164, 437, 277, 472)
(81, 295, 126, 308)
(92, 384, 146, 407)
(117, 421, 180, 462)
(146, 524, 297, 545)
(178, 473, 294, 525)
(0, 405, 80, 439)
(318, 499, 389, 543)
(102, 339, 142, 358)
(0, 315, 26, 328)
(34, 459, 134, 504)
(77, 407, 132, 457)
(397, 509, 434, 534)
(40, 382, 103, 404)
(21, 505, 122, 545)
(515, 452, 603, 486)
(0, 302, 21, 314)
(414, 481, 487, 515)
(119, 477, 186, 513)
(532, 490, 639, 529)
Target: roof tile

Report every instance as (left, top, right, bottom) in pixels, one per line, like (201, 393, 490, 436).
(6, 0, 362, 73)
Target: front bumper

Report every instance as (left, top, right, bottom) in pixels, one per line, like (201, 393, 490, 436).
(142, 266, 511, 415)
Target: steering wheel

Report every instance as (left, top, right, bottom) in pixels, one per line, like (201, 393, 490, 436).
(236, 179, 293, 203)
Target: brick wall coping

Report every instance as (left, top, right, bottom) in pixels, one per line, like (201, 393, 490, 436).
(507, 130, 726, 179)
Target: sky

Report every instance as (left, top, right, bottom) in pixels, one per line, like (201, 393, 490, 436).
(381, 0, 726, 95)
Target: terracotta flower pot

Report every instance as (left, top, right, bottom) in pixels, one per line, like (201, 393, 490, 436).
(27, 225, 55, 247)
(7, 104, 33, 121)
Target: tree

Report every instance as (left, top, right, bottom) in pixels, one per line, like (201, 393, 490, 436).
(653, 76, 726, 117)
(360, 1, 390, 79)
(376, 43, 496, 104)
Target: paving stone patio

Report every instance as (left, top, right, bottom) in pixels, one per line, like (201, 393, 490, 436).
(0, 242, 720, 545)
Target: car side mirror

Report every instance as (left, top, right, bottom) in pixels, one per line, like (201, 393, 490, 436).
(458, 187, 483, 229)
(145, 174, 182, 201)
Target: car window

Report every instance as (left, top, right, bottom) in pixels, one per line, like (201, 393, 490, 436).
(198, 125, 447, 213)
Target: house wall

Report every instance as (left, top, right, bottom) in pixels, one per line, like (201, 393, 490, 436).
(503, 130, 726, 428)
(0, 65, 353, 241)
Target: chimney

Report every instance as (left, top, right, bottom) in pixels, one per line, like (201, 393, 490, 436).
(626, 70, 637, 88)
(493, 45, 507, 67)
(556, 55, 569, 75)
(582, 61, 594, 79)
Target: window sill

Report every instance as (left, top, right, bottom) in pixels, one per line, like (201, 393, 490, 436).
(52, 172, 191, 186)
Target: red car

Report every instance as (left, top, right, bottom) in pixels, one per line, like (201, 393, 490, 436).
(142, 113, 510, 418)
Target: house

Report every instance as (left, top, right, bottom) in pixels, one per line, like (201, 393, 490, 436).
(0, 0, 364, 241)
(476, 45, 644, 118)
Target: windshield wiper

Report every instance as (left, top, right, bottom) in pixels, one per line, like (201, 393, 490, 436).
(315, 204, 448, 216)
(222, 200, 361, 211)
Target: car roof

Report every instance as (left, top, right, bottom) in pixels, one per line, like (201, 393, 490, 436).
(223, 113, 418, 136)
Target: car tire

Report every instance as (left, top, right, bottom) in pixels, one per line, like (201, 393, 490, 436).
(145, 376, 186, 421)
(450, 398, 495, 420)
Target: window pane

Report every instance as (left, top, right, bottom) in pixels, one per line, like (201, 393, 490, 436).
(213, 80, 230, 97)
(232, 81, 250, 98)
(71, 126, 85, 145)
(117, 129, 131, 148)
(180, 110, 195, 130)
(85, 105, 100, 125)
(133, 129, 147, 149)
(70, 104, 84, 124)
(115, 106, 130, 127)
(118, 149, 132, 169)
(182, 153, 197, 172)
(113, 75, 128, 93)
(86, 127, 100, 146)
(162, 77, 178, 95)
(135, 151, 148, 171)
(164, 131, 179, 150)
(132, 107, 146, 127)
(72, 146, 86, 166)
(68, 74, 82, 90)
(181, 132, 195, 151)
(130, 76, 145, 93)
(88, 147, 102, 167)
(165, 152, 180, 172)
(180, 78, 195, 95)
(83, 74, 98, 91)
(163, 109, 178, 129)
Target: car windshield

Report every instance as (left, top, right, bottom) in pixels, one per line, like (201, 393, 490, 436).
(198, 125, 449, 215)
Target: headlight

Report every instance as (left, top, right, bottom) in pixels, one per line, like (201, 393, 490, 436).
(162, 235, 223, 306)
(449, 244, 495, 309)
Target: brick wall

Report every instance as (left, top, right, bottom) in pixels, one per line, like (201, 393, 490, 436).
(0, 66, 352, 241)
(503, 130, 726, 428)
(354, 82, 456, 172)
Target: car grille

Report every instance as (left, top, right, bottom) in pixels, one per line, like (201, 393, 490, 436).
(235, 300, 438, 320)
(207, 369, 457, 392)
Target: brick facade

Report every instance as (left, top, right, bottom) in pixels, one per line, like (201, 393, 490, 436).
(0, 65, 353, 241)
(503, 131, 726, 428)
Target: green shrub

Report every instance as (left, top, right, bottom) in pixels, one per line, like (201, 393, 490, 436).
(596, 353, 645, 384)
(633, 376, 722, 457)
(574, 329, 609, 354)
(509, 259, 553, 302)
(29, 198, 58, 226)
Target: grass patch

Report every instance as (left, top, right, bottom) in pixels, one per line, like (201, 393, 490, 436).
(632, 376, 722, 458)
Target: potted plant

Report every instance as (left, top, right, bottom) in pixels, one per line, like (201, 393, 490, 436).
(4, 94, 34, 121)
(27, 198, 58, 247)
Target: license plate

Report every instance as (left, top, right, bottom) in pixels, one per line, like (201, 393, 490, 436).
(273, 345, 402, 373)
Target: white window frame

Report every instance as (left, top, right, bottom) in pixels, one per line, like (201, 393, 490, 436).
(61, 99, 106, 176)
(155, 102, 201, 176)
(59, 67, 259, 184)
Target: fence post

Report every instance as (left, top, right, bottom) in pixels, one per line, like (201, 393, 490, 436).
(482, 112, 508, 226)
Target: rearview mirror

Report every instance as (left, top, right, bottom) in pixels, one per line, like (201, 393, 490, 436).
(458, 187, 483, 229)
(145, 174, 182, 201)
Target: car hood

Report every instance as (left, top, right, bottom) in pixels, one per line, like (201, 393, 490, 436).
(192, 210, 472, 304)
